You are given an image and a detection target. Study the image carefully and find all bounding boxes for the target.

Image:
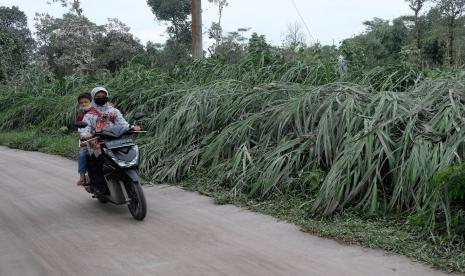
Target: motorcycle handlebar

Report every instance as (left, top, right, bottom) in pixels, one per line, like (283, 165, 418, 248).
(80, 137, 98, 143)
(82, 130, 148, 141)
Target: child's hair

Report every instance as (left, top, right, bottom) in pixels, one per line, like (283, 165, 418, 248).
(77, 92, 92, 102)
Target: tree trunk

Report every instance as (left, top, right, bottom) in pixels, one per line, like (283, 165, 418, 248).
(414, 10, 421, 51)
(448, 16, 455, 66)
(191, 0, 203, 59)
(217, 4, 224, 45)
(218, 5, 222, 27)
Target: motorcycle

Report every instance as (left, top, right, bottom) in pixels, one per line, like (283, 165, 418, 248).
(74, 112, 147, 221)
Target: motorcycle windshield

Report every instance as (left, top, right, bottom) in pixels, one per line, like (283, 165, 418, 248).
(99, 125, 129, 139)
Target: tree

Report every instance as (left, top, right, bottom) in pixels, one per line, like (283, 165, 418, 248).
(208, 22, 222, 47)
(340, 18, 410, 70)
(93, 20, 144, 72)
(363, 18, 409, 61)
(406, 0, 427, 50)
(435, 0, 465, 65)
(146, 0, 192, 64)
(211, 29, 248, 63)
(48, 0, 83, 16)
(422, 37, 447, 66)
(283, 21, 307, 50)
(135, 41, 164, 68)
(419, 7, 448, 67)
(209, 0, 228, 27)
(208, 0, 229, 45)
(105, 18, 131, 33)
(35, 13, 147, 76)
(0, 6, 34, 82)
(247, 33, 272, 66)
(35, 13, 103, 77)
(146, 0, 191, 43)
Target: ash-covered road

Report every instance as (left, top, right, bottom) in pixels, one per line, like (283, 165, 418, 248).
(0, 147, 445, 276)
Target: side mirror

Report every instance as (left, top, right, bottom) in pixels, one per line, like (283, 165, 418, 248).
(74, 121, 88, 128)
(133, 112, 145, 121)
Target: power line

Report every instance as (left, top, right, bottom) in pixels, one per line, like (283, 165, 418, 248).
(289, 0, 316, 45)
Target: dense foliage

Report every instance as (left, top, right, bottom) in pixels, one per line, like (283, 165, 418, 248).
(0, 6, 34, 82)
(2, 1, 465, 239)
(1, 55, 465, 237)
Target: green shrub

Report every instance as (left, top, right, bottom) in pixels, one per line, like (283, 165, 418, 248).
(1, 58, 465, 236)
(426, 164, 465, 235)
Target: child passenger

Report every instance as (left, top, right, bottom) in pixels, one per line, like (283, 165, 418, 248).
(75, 93, 98, 186)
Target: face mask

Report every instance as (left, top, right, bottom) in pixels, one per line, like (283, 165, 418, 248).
(94, 97, 108, 106)
(80, 105, 92, 111)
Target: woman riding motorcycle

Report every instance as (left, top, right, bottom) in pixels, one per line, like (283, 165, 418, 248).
(78, 87, 132, 140)
(78, 87, 139, 194)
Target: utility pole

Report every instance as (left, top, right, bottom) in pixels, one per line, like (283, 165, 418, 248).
(192, 0, 203, 59)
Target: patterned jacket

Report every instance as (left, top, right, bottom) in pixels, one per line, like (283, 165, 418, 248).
(78, 103, 130, 139)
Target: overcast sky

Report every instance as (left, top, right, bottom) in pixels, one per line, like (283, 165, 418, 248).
(2, 0, 412, 46)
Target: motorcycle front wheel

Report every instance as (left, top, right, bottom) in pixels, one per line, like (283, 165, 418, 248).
(125, 179, 147, 221)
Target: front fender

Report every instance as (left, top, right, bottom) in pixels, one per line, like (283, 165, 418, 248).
(123, 169, 140, 184)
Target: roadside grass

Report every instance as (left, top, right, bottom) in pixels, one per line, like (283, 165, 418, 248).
(0, 130, 76, 159)
(2, 66, 465, 237)
(1, 130, 464, 274)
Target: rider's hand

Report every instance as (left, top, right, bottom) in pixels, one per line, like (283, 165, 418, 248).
(132, 125, 141, 131)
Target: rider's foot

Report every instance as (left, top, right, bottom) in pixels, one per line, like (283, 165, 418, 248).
(76, 173, 86, 186)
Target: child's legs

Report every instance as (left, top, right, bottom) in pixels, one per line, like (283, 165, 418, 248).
(78, 148, 87, 174)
